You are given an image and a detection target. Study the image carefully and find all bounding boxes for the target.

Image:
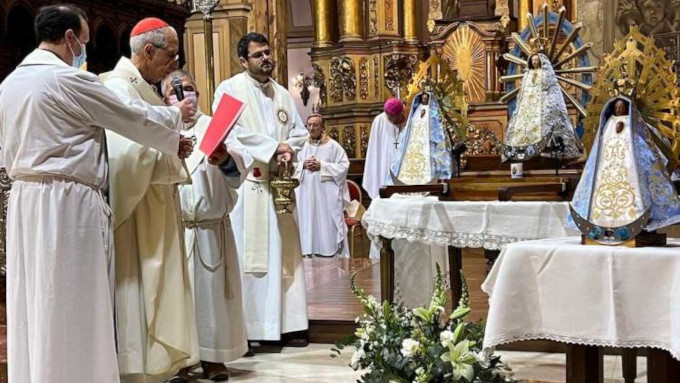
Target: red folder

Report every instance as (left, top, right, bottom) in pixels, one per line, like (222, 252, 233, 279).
(199, 94, 246, 156)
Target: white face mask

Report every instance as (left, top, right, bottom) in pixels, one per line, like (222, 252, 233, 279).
(168, 91, 198, 111)
(67, 35, 87, 68)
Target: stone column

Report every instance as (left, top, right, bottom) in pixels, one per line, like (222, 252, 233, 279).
(339, 0, 364, 42)
(403, 0, 419, 42)
(312, 0, 337, 47)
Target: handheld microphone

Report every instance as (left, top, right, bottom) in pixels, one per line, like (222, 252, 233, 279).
(171, 77, 184, 101)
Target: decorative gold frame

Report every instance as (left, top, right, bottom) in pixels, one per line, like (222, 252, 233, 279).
(584, 26, 680, 173)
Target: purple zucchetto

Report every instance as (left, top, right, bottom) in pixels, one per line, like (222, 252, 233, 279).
(384, 98, 404, 116)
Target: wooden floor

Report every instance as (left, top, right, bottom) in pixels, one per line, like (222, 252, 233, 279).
(305, 248, 491, 323)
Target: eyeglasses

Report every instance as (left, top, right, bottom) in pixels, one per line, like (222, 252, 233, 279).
(248, 49, 272, 60)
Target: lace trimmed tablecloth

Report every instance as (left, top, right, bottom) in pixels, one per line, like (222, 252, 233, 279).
(362, 198, 579, 250)
(482, 237, 680, 360)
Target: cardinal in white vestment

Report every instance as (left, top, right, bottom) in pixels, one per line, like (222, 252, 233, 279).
(214, 33, 310, 346)
(0, 6, 192, 383)
(362, 98, 406, 200)
(293, 114, 350, 258)
(162, 70, 250, 381)
(102, 19, 200, 383)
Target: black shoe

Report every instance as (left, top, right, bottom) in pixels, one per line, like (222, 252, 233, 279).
(202, 361, 229, 381)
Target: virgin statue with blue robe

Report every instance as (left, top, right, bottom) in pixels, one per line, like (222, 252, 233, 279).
(569, 96, 680, 243)
(503, 53, 583, 162)
(390, 91, 453, 184)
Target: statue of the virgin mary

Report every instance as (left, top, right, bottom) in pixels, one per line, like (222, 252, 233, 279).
(569, 96, 680, 243)
(503, 53, 583, 161)
(390, 91, 453, 184)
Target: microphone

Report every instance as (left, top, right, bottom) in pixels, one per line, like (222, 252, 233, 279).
(171, 77, 184, 101)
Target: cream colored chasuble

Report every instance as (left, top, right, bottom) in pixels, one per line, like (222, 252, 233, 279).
(102, 57, 199, 377)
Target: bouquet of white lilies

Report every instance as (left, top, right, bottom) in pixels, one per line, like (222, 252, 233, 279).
(332, 265, 514, 383)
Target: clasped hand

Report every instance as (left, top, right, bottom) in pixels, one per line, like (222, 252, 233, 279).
(303, 157, 320, 172)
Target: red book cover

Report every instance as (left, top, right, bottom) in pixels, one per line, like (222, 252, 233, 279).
(199, 94, 246, 156)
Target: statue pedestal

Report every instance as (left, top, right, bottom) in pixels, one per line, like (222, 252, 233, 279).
(581, 231, 668, 248)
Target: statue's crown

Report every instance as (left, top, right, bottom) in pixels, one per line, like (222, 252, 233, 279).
(529, 36, 548, 55)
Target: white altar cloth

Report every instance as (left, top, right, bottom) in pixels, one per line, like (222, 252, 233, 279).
(362, 199, 578, 250)
(482, 237, 680, 360)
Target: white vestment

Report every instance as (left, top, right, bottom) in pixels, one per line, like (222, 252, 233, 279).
(362, 113, 403, 199)
(214, 72, 309, 340)
(102, 57, 199, 381)
(179, 113, 251, 363)
(0, 49, 181, 383)
(293, 138, 350, 257)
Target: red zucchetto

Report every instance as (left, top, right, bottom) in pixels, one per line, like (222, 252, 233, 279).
(130, 18, 169, 37)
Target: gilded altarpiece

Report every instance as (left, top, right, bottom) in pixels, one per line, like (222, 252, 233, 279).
(310, 0, 426, 162)
(429, 20, 510, 161)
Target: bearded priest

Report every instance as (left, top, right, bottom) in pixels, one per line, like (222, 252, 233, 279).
(293, 113, 350, 258)
(214, 33, 310, 347)
(102, 18, 199, 383)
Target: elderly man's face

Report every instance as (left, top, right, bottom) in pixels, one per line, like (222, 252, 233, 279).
(614, 100, 628, 116)
(163, 75, 197, 105)
(307, 116, 324, 139)
(145, 28, 179, 84)
(241, 41, 274, 77)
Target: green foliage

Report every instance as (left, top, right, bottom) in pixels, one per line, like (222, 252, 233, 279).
(334, 264, 515, 383)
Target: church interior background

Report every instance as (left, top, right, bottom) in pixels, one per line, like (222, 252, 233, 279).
(2, 0, 680, 381)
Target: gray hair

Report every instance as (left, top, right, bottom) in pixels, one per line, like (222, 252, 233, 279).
(160, 69, 196, 97)
(129, 26, 173, 54)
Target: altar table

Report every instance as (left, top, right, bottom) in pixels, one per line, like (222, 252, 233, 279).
(362, 197, 579, 302)
(483, 237, 680, 383)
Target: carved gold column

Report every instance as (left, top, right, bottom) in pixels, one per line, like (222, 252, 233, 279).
(312, 0, 336, 47)
(403, 0, 418, 42)
(367, 0, 400, 40)
(518, 0, 531, 30)
(339, 0, 364, 42)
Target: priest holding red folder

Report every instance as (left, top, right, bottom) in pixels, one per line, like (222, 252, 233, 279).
(162, 69, 250, 381)
(213, 32, 310, 347)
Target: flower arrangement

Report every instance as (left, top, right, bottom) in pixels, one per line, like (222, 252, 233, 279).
(332, 265, 514, 383)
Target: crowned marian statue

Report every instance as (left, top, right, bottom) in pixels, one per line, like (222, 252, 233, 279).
(503, 53, 583, 161)
(390, 91, 453, 184)
(569, 96, 680, 242)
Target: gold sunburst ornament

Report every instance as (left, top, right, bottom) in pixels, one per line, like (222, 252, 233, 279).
(442, 24, 486, 103)
(583, 26, 680, 173)
(404, 55, 469, 142)
(500, 4, 596, 117)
